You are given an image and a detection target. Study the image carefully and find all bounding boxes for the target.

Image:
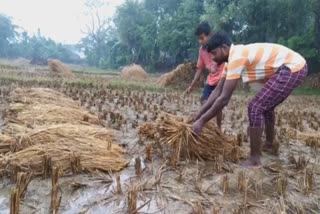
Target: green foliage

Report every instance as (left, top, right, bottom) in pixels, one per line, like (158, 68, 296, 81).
(80, 0, 320, 73)
(0, 14, 81, 64)
(0, 14, 17, 57)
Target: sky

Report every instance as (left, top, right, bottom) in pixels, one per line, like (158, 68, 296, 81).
(0, 0, 124, 44)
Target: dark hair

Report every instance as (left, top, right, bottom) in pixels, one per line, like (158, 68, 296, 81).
(205, 32, 232, 52)
(195, 21, 212, 36)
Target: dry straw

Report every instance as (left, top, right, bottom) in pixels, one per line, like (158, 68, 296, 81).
(0, 132, 128, 176)
(140, 113, 243, 165)
(48, 59, 75, 79)
(157, 62, 204, 89)
(0, 88, 128, 177)
(120, 64, 149, 81)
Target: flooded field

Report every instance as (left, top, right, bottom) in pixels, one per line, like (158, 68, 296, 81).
(0, 67, 320, 214)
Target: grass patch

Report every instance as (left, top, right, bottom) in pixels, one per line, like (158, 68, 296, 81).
(293, 86, 320, 95)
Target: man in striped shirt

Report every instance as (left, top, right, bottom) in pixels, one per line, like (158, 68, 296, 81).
(192, 32, 308, 168)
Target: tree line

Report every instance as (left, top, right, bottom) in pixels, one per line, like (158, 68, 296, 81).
(81, 0, 320, 72)
(1, 0, 319, 72)
(0, 15, 81, 64)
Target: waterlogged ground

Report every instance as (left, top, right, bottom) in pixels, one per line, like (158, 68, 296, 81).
(0, 69, 320, 213)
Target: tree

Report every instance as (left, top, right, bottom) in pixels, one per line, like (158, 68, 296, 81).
(158, 0, 204, 65)
(0, 14, 17, 57)
(81, 0, 113, 67)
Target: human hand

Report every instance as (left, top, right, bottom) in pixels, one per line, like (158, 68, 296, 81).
(183, 86, 193, 95)
(192, 119, 205, 135)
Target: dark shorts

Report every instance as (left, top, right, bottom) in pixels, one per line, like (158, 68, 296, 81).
(201, 84, 216, 100)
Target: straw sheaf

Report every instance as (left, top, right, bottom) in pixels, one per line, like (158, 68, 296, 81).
(0, 88, 128, 176)
(157, 62, 204, 89)
(140, 113, 243, 163)
(120, 64, 149, 81)
(5, 103, 100, 128)
(8, 88, 80, 108)
(48, 59, 75, 79)
(0, 139, 127, 176)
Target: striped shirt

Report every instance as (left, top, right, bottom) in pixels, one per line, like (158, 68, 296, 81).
(223, 43, 306, 82)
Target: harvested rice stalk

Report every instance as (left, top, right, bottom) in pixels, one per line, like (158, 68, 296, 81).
(16, 172, 32, 199)
(10, 188, 19, 214)
(128, 187, 138, 214)
(192, 201, 204, 214)
(50, 167, 61, 214)
(135, 157, 142, 176)
(145, 144, 152, 162)
(42, 155, 53, 179)
(299, 168, 314, 194)
(238, 171, 246, 193)
(221, 175, 229, 194)
(138, 123, 156, 140)
(276, 173, 288, 196)
(116, 175, 122, 195)
(150, 113, 242, 163)
(70, 154, 81, 174)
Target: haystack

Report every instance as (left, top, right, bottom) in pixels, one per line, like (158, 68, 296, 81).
(5, 103, 100, 129)
(4, 88, 101, 131)
(139, 113, 243, 165)
(4, 124, 115, 152)
(0, 88, 128, 177)
(8, 88, 78, 108)
(157, 62, 205, 89)
(0, 140, 126, 176)
(120, 64, 149, 81)
(48, 59, 75, 79)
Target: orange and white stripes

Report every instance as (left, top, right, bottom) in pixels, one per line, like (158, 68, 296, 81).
(223, 43, 306, 82)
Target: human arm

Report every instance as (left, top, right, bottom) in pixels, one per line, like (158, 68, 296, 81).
(192, 78, 239, 134)
(185, 68, 203, 94)
(193, 76, 226, 121)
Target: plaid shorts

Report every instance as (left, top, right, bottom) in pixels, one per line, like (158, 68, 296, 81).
(248, 64, 308, 128)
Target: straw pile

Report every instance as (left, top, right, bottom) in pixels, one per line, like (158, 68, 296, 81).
(8, 88, 78, 107)
(4, 88, 100, 131)
(48, 59, 75, 79)
(140, 113, 243, 165)
(120, 64, 149, 81)
(0, 138, 126, 176)
(157, 62, 205, 89)
(0, 88, 128, 177)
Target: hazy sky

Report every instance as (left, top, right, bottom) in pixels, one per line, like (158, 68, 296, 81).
(0, 0, 124, 44)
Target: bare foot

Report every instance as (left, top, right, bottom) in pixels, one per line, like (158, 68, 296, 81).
(240, 156, 262, 169)
(262, 143, 273, 153)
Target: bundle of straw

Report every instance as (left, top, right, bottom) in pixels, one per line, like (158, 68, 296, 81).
(48, 59, 75, 79)
(138, 122, 157, 139)
(0, 88, 128, 177)
(156, 62, 205, 89)
(120, 64, 149, 81)
(153, 113, 242, 164)
(0, 139, 127, 176)
(8, 88, 78, 108)
(5, 124, 115, 152)
(5, 103, 100, 130)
